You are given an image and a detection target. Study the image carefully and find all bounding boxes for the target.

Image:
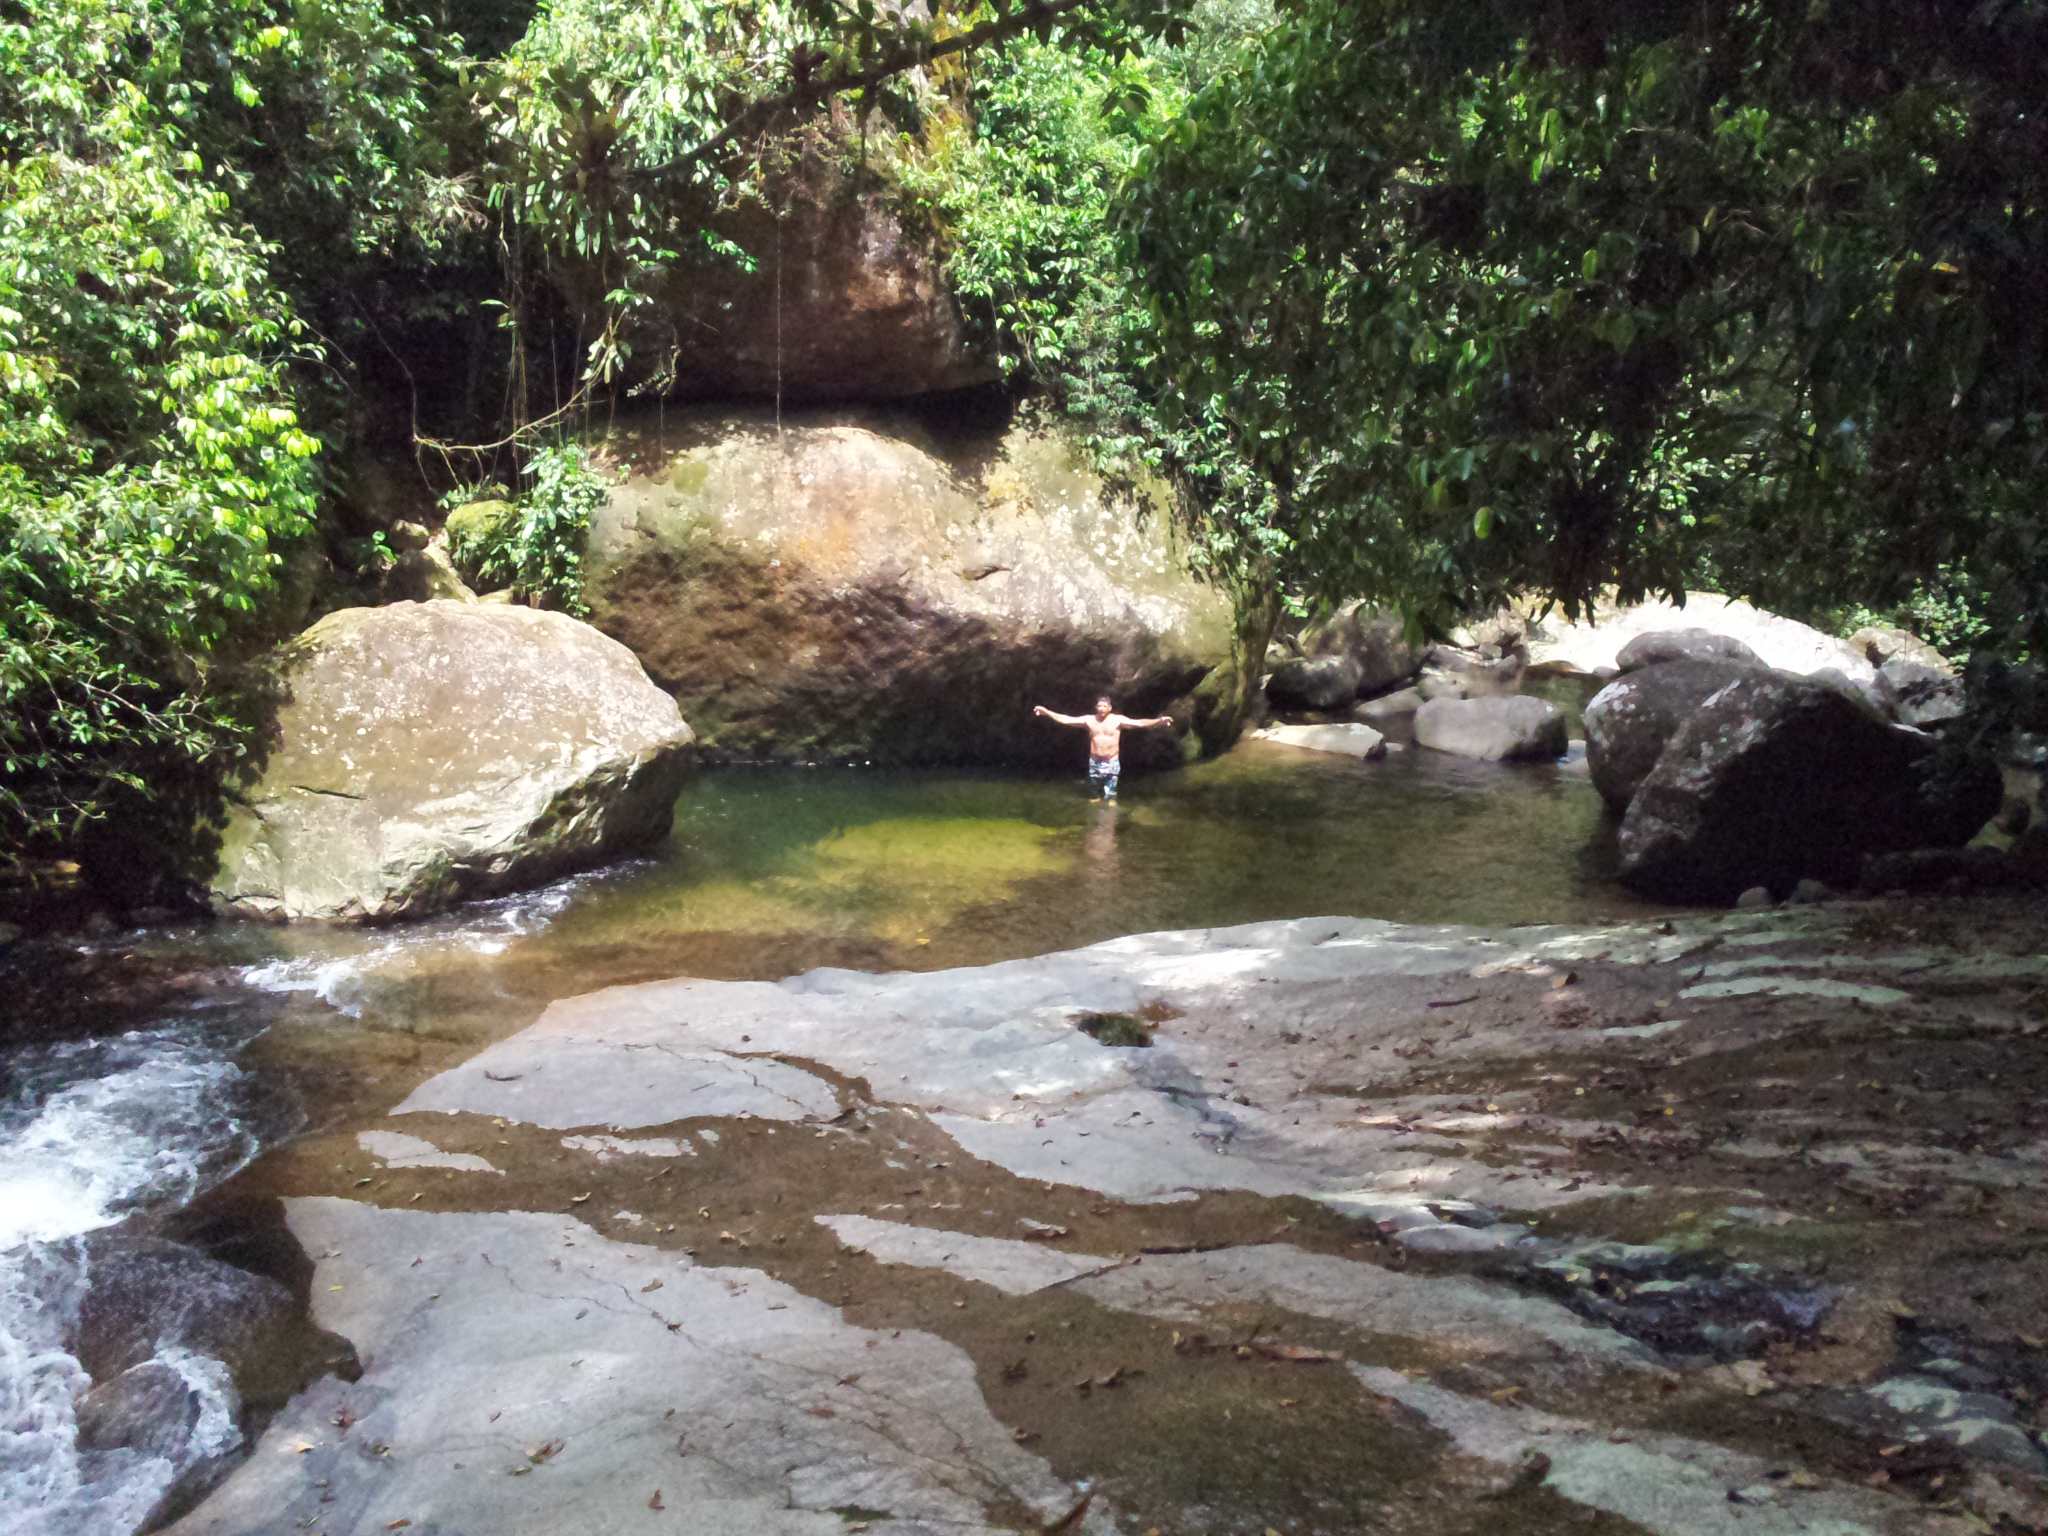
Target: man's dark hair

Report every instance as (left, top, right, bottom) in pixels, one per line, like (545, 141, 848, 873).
(1096, 695, 1113, 707)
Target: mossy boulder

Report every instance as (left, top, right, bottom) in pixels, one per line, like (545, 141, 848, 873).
(212, 600, 694, 922)
(581, 405, 1233, 770)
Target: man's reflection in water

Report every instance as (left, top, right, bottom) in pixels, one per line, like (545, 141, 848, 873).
(1085, 799, 1120, 885)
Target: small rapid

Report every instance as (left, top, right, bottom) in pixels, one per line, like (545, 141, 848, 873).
(0, 1023, 274, 1535)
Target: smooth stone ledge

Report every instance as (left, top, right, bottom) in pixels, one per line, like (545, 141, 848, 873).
(387, 915, 1778, 1210)
(807, 1219, 1649, 1372)
(167, 1199, 1108, 1536)
(357, 1130, 500, 1174)
(1356, 1367, 1895, 1536)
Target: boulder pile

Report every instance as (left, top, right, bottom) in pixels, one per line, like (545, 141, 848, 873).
(1581, 626, 1999, 902)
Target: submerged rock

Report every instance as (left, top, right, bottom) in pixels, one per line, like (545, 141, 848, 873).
(1618, 672, 2002, 901)
(211, 600, 694, 922)
(582, 407, 1230, 769)
(1413, 695, 1568, 761)
(1261, 722, 1388, 759)
(1583, 659, 1760, 812)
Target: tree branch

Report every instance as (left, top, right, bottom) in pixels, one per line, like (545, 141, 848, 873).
(623, 0, 1103, 182)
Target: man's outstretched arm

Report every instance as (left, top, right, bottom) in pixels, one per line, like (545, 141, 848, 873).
(1033, 705, 1089, 726)
(1124, 714, 1176, 729)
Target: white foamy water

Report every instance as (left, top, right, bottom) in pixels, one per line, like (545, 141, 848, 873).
(0, 1031, 264, 1536)
(237, 872, 596, 1014)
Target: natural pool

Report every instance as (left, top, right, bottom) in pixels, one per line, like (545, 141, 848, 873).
(0, 739, 1669, 1534)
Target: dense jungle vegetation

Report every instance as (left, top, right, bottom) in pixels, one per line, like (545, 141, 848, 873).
(3, 0, 2044, 891)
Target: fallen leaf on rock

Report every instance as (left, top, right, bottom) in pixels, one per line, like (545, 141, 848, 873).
(569, 1193, 590, 1205)
(1018, 1219, 1070, 1239)
(527, 1438, 564, 1464)
(1254, 1342, 1341, 1363)
(641, 1279, 663, 1293)
(386, 1522, 411, 1530)
(353, 1178, 372, 1188)
(1428, 994, 1482, 1009)
(483, 1071, 521, 1081)
(1002, 1360, 1029, 1382)
(806, 1407, 838, 1418)
(649, 1491, 664, 1510)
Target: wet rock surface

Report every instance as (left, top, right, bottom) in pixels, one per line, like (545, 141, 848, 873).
(175, 898, 2048, 1536)
(210, 601, 696, 922)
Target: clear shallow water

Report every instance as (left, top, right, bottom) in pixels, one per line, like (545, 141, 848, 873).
(0, 741, 1667, 1533)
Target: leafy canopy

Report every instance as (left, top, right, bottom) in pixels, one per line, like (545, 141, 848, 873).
(1123, 0, 2048, 660)
(0, 0, 319, 861)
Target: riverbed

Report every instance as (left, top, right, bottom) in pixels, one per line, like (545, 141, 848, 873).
(2, 742, 1659, 1532)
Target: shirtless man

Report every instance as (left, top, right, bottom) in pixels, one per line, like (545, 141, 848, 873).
(1032, 696, 1175, 800)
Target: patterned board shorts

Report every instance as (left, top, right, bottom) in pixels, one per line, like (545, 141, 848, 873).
(1088, 757, 1121, 797)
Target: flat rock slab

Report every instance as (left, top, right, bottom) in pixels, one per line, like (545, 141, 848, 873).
(389, 916, 1673, 1210)
(1258, 722, 1388, 758)
(169, 1199, 1106, 1536)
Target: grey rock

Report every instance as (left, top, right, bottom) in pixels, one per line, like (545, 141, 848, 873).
(1734, 886, 1776, 909)
(170, 1201, 1099, 1536)
(1266, 652, 1366, 710)
(75, 1359, 216, 1460)
(1618, 672, 2005, 902)
(1416, 644, 1525, 700)
(1615, 628, 1764, 673)
(1788, 878, 1831, 904)
(1863, 1376, 2048, 1474)
(212, 600, 695, 922)
(1525, 594, 1880, 689)
(583, 407, 1230, 769)
(1883, 656, 1966, 727)
(1300, 602, 1426, 697)
(1583, 659, 1760, 813)
(1413, 695, 1569, 762)
(1354, 687, 1423, 722)
(1262, 722, 1387, 759)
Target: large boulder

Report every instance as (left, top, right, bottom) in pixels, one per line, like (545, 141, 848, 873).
(1618, 673, 2003, 902)
(582, 406, 1232, 770)
(1524, 594, 1878, 690)
(1265, 652, 1364, 711)
(212, 601, 694, 922)
(1583, 659, 1761, 812)
(1615, 628, 1764, 673)
(556, 144, 993, 403)
(1412, 695, 1569, 762)
(1268, 603, 1423, 711)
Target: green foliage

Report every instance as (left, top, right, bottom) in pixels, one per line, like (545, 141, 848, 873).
(1122, 0, 2048, 666)
(444, 446, 607, 612)
(0, 0, 320, 869)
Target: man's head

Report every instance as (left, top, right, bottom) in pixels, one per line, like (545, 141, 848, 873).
(1094, 696, 1113, 718)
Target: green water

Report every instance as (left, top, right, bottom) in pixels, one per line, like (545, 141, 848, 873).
(540, 737, 1662, 980)
(147, 737, 1669, 1127)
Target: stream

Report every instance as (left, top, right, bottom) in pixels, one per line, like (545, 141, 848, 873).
(0, 741, 1662, 1533)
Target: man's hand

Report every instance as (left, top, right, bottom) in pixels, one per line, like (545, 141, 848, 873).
(1034, 705, 1050, 717)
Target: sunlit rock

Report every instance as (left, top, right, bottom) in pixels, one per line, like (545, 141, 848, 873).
(581, 406, 1230, 768)
(211, 600, 694, 922)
